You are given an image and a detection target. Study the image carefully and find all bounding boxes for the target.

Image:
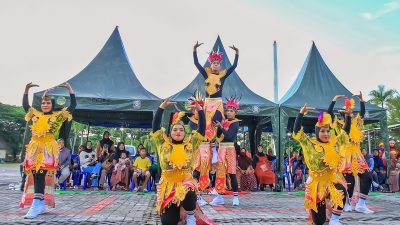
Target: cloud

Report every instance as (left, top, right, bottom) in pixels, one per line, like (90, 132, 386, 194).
(361, 1, 400, 20)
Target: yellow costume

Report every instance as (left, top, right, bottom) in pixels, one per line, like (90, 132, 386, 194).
(24, 107, 72, 172)
(337, 114, 368, 176)
(151, 128, 205, 214)
(293, 114, 348, 212)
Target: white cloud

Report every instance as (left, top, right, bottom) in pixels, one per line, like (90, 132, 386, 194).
(361, 1, 400, 20)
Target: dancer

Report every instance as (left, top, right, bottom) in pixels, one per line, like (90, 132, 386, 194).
(327, 93, 374, 213)
(293, 104, 351, 225)
(210, 97, 241, 206)
(21, 82, 76, 219)
(151, 99, 205, 225)
(188, 93, 210, 206)
(193, 41, 238, 141)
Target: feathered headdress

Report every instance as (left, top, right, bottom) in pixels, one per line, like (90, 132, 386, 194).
(344, 98, 355, 110)
(316, 112, 332, 128)
(186, 91, 205, 110)
(171, 112, 186, 126)
(208, 50, 223, 63)
(225, 96, 241, 111)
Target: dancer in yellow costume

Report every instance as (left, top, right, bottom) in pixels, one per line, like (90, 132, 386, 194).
(327, 93, 374, 214)
(20, 82, 76, 219)
(293, 104, 351, 225)
(151, 99, 205, 225)
(193, 41, 238, 141)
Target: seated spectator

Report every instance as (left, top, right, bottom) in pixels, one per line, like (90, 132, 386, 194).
(293, 153, 305, 190)
(79, 141, 102, 190)
(372, 149, 386, 190)
(111, 152, 131, 191)
(77, 144, 85, 155)
(97, 144, 113, 190)
(96, 131, 115, 157)
(57, 139, 71, 187)
(238, 148, 257, 192)
(388, 151, 399, 192)
(253, 146, 275, 191)
(132, 148, 151, 192)
(114, 142, 130, 162)
(70, 145, 83, 189)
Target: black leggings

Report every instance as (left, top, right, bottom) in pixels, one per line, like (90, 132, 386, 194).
(344, 171, 372, 198)
(33, 170, 47, 194)
(160, 190, 197, 225)
(229, 174, 238, 192)
(310, 183, 347, 225)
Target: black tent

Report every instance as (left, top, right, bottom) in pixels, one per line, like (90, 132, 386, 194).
(277, 42, 387, 174)
(32, 26, 161, 129)
(167, 36, 279, 154)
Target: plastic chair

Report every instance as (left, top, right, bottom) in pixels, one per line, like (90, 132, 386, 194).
(71, 154, 82, 187)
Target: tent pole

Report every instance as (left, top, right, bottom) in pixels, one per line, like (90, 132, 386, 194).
(367, 130, 371, 155)
(273, 41, 278, 103)
(86, 123, 91, 142)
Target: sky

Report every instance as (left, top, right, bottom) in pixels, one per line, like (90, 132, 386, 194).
(0, 0, 399, 106)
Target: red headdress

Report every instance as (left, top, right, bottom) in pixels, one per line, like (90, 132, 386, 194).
(208, 50, 223, 63)
(187, 91, 205, 109)
(225, 96, 240, 111)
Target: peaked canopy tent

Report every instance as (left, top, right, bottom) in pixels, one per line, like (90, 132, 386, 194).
(25, 26, 161, 148)
(167, 36, 279, 155)
(277, 42, 387, 176)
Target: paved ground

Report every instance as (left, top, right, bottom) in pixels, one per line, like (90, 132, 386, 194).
(1, 163, 400, 225)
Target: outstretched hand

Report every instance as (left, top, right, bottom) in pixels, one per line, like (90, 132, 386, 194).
(25, 82, 39, 93)
(160, 99, 177, 109)
(187, 101, 203, 111)
(300, 103, 310, 115)
(353, 91, 363, 102)
(229, 45, 239, 53)
(58, 82, 74, 93)
(333, 95, 347, 102)
(193, 41, 203, 50)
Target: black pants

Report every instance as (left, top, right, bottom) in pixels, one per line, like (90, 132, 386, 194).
(344, 171, 372, 198)
(229, 174, 238, 192)
(160, 190, 197, 225)
(310, 183, 347, 225)
(33, 170, 48, 195)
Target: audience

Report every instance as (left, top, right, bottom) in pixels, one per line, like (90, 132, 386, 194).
(111, 151, 131, 191)
(238, 148, 257, 192)
(253, 146, 275, 191)
(79, 141, 102, 190)
(388, 151, 399, 192)
(132, 148, 152, 192)
(57, 139, 71, 186)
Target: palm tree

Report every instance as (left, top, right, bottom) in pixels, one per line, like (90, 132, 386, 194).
(368, 85, 396, 108)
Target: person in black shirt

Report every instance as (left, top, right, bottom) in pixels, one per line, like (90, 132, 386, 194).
(193, 41, 239, 142)
(209, 97, 241, 206)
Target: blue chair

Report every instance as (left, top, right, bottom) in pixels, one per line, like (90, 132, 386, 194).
(129, 155, 154, 192)
(71, 154, 82, 187)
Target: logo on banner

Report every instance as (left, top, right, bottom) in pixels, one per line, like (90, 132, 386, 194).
(252, 105, 260, 114)
(133, 100, 141, 110)
(56, 96, 66, 106)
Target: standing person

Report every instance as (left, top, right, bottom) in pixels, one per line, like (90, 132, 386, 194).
(57, 139, 71, 187)
(20, 82, 76, 219)
(253, 146, 275, 191)
(193, 41, 238, 142)
(210, 97, 241, 206)
(96, 131, 115, 156)
(151, 99, 205, 225)
(293, 104, 351, 225)
(328, 93, 374, 213)
(187, 93, 209, 206)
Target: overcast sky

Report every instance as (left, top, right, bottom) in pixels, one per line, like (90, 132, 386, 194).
(0, 0, 399, 105)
